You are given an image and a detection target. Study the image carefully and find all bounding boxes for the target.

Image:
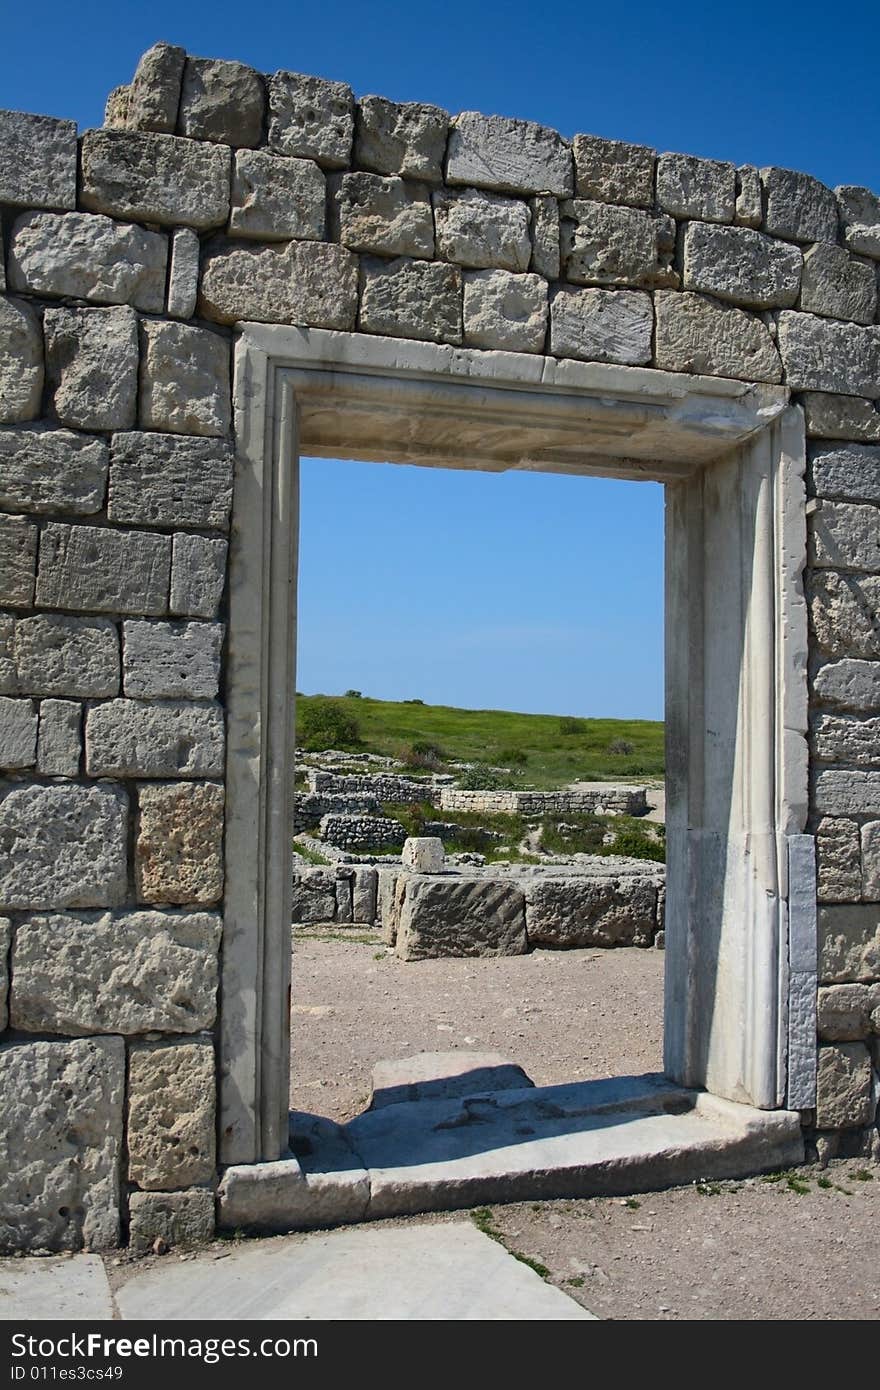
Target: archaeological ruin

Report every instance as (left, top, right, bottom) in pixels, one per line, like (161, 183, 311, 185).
(0, 40, 879, 1252)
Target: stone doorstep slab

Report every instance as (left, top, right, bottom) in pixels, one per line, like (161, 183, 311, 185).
(370, 1049, 534, 1109)
(0, 1254, 113, 1320)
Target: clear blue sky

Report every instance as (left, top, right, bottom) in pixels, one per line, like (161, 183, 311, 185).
(4, 1, 878, 719)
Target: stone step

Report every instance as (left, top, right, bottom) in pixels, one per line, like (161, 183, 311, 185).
(370, 1049, 534, 1109)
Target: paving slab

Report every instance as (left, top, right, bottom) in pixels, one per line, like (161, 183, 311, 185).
(0, 1254, 113, 1320)
(115, 1222, 594, 1321)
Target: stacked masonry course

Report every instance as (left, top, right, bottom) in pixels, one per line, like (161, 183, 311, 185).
(0, 40, 878, 1252)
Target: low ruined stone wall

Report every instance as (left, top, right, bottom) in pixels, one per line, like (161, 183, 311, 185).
(317, 812, 406, 850)
(438, 787, 648, 816)
(293, 790, 381, 833)
(305, 769, 442, 804)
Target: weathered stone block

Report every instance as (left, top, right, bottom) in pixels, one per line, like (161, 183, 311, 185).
(335, 872, 353, 924)
(657, 152, 736, 222)
(10, 909, 220, 1034)
(139, 321, 231, 438)
(13, 614, 119, 697)
(167, 228, 199, 319)
(816, 1042, 874, 1128)
(529, 195, 560, 279)
(9, 212, 168, 312)
(355, 96, 448, 183)
(762, 167, 838, 244)
(816, 817, 861, 902)
(359, 257, 462, 344)
(446, 112, 573, 197)
(0, 110, 77, 210)
(85, 699, 224, 777)
(351, 865, 378, 924)
(0, 427, 108, 515)
(80, 129, 231, 229)
(808, 571, 880, 660)
(401, 838, 445, 873)
(524, 875, 658, 947)
(809, 501, 880, 573)
(36, 522, 170, 616)
(109, 432, 233, 530)
(0, 1037, 123, 1251)
(734, 166, 762, 228)
(335, 173, 433, 259)
(199, 239, 358, 329)
(397, 875, 527, 960)
(572, 133, 655, 209)
(777, 312, 880, 397)
(136, 780, 224, 904)
(433, 188, 530, 271)
(463, 269, 548, 353)
(290, 868, 337, 924)
(819, 904, 880, 982)
(0, 297, 43, 424)
(803, 393, 880, 443)
(268, 71, 354, 168)
(128, 1040, 216, 1190)
(44, 306, 138, 432)
(0, 617, 14, 696)
(682, 222, 801, 309)
(836, 185, 880, 259)
(170, 535, 227, 619)
(862, 822, 880, 900)
(36, 699, 81, 776)
(0, 917, 8, 1030)
(0, 697, 37, 768)
(231, 150, 325, 241)
(550, 285, 652, 365)
(809, 443, 880, 504)
(800, 243, 877, 325)
(179, 57, 264, 146)
(0, 782, 128, 909)
(813, 770, 880, 818)
(812, 713, 880, 766)
(125, 43, 185, 133)
(654, 290, 782, 383)
(560, 199, 675, 288)
(818, 984, 871, 1040)
(123, 620, 222, 699)
(0, 514, 36, 607)
(812, 658, 880, 711)
(128, 1189, 215, 1254)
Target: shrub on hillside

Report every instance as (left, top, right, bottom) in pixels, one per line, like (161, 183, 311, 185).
(457, 763, 507, 791)
(498, 747, 528, 765)
(297, 698, 361, 751)
(344, 689, 363, 699)
(608, 738, 635, 755)
(559, 716, 586, 736)
(404, 740, 446, 770)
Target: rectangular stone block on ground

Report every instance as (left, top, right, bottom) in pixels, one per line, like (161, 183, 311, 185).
(8, 211, 168, 312)
(199, 239, 358, 329)
(135, 780, 224, 904)
(44, 305, 139, 432)
(524, 874, 659, 948)
(0, 427, 109, 515)
(128, 1189, 215, 1254)
(290, 868, 338, 924)
(0, 697, 37, 769)
(396, 876, 527, 960)
(446, 111, 573, 197)
(0, 110, 77, 210)
(80, 129, 232, 229)
(0, 781, 128, 910)
(86, 699, 224, 777)
(0, 514, 37, 607)
(170, 534, 227, 618)
(37, 699, 81, 775)
(109, 432, 234, 530)
(36, 523, 171, 616)
(12, 613, 119, 697)
(818, 903, 880, 983)
(128, 1040, 216, 1190)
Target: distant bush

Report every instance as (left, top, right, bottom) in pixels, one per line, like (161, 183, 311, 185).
(403, 698, 425, 704)
(298, 698, 360, 751)
(404, 740, 446, 771)
(344, 689, 363, 699)
(498, 747, 528, 765)
(608, 826, 665, 863)
(608, 738, 635, 756)
(559, 716, 586, 736)
(457, 763, 507, 791)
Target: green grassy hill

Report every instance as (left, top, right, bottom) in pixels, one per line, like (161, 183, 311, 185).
(296, 692, 664, 789)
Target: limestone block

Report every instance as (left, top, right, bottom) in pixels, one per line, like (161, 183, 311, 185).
(13, 614, 119, 697)
(815, 1042, 874, 1128)
(36, 522, 171, 616)
(8, 211, 167, 312)
(139, 321, 231, 438)
(819, 903, 880, 984)
(359, 257, 462, 344)
(572, 133, 655, 209)
(104, 86, 131, 130)
(803, 393, 880, 443)
(335, 873, 352, 924)
(529, 195, 560, 279)
(656, 152, 736, 222)
(446, 112, 573, 197)
(861, 821, 880, 901)
(125, 43, 185, 133)
(560, 199, 675, 288)
(128, 1189, 215, 1254)
(0, 1037, 123, 1251)
(463, 269, 548, 353)
(123, 620, 222, 699)
(355, 96, 448, 183)
(682, 223, 801, 309)
(807, 571, 880, 660)
(396, 876, 527, 960)
(549, 285, 652, 365)
(170, 535, 227, 619)
(654, 290, 782, 383)
(44, 306, 138, 432)
(268, 71, 354, 168)
(199, 239, 357, 329)
(524, 875, 658, 948)
(290, 869, 337, 924)
(167, 229, 200, 319)
(401, 837, 445, 872)
(816, 816, 861, 902)
(335, 173, 433, 259)
(0, 110, 77, 210)
(809, 502, 880, 573)
(433, 189, 530, 271)
(0, 616, 14, 695)
(735, 166, 762, 228)
(179, 57, 264, 147)
(0, 697, 37, 769)
(0, 916, 8, 1029)
(0, 782, 128, 909)
(85, 699, 224, 778)
(809, 443, 880, 504)
(813, 770, 880, 818)
(812, 714, 880, 766)
(0, 514, 36, 607)
(812, 658, 880, 711)
(352, 866, 378, 924)
(37, 699, 81, 776)
(799, 243, 877, 325)
(762, 167, 839, 244)
(818, 984, 871, 1040)
(136, 780, 224, 904)
(836, 185, 880, 259)
(0, 426, 108, 515)
(0, 297, 43, 424)
(230, 150, 325, 241)
(109, 432, 233, 531)
(128, 1040, 216, 1190)
(777, 312, 880, 398)
(10, 909, 221, 1034)
(80, 129, 231, 230)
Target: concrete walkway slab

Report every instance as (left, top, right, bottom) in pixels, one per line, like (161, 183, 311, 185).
(0, 1255, 113, 1321)
(116, 1222, 595, 1321)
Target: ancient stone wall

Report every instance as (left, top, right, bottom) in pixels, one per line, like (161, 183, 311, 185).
(438, 787, 648, 815)
(0, 39, 878, 1249)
